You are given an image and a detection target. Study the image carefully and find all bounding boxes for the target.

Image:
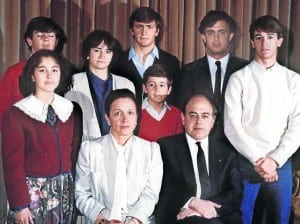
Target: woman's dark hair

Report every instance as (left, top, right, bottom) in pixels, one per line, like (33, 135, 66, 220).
(249, 15, 284, 40)
(24, 16, 67, 53)
(104, 89, 137, 116)
(19, 49, 71, 97)
(143, 64, 173, 86)
(81, 30, 122, 71)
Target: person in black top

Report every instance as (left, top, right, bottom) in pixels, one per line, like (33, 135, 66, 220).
(111, 7, 180, 107)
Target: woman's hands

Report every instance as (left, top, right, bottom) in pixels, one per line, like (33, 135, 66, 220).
(14, 207, 34, 224)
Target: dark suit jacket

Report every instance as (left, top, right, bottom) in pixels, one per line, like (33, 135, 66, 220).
(110, 48, 181, 106)
(178, 55, 248, 118)
(155, 133, 243, 224)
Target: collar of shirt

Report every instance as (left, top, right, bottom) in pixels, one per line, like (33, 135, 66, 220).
(142, 97, 170, 121)
(14, 94, 73, 123)
(253, 59, 279, 73)
(207, 54, 230, 90)
(128, 45, 159, 77)
(88, 70, 111, 82)
(110, 133, 134, 159)
(185, 133, 209, 172)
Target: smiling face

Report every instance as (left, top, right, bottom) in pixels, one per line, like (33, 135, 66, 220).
(105, 97, 138, 143)
(201, 20, 234, 59)
(32, 56, 61, 95)
(131, 20, 159, 48)
(88, 41, 113, 73)
(143, 76, 171, 104)
(251, 30, 283, 63)
(27, 31, 58, 53)
(182, 96, 216, 141)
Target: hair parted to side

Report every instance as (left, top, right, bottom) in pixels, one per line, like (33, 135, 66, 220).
(129, 7, 163, 43)
(19, 49, 71, 97)
(249, 15, 284, 40)
(24, 16, 67, 52)
(104, 89, 137, 116)
(198, 10, 237, 34)
(81, 29, 122, 71)
(142, 64, 173, 86)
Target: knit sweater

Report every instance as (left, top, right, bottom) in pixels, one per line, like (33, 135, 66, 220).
(138, 105, 183, 141)
(224, 60, 300, 167)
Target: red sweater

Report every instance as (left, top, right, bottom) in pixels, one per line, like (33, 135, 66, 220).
(1, 106, 82, 208)
(138, 106, 183, 141)
(0, 60, 26, 131)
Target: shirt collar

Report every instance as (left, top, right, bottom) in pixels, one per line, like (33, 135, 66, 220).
(185, 133, 209, 152)
(88, 70, 112, 82)
(14, 94, 73, 123)
(128, 45, 159, 60)
(253, 59, 279, 72)
(110, 133, 134, 153)
(141, 97, 170, 110)
(185, 133, 208, 146)
(207, 53, 230, 74)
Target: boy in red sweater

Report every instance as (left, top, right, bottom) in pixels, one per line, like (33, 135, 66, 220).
(138, 64, 183, 141)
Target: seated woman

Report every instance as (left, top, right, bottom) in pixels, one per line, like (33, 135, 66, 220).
(75, 89, 163, 224)
(65, 30, 135, 141)
(2, 49, 82, 224)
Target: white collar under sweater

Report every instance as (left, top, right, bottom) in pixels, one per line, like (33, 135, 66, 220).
(14, 94, 73, 123)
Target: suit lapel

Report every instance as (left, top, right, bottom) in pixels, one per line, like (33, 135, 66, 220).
(200, 57, 214, 95)
(127, 60, 142, 81)
(208, 137, 225, 181)
(175, 135, 198, 187)
(222, 55, 236, 95)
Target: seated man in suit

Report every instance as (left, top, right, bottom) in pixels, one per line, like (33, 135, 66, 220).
(155, 94, 243, 224)
(111, 7, 180, 106)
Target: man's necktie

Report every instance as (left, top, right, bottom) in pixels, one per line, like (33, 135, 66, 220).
(46, 105, 57, 127)
(214, 61, 222, 102)
(196, 142, 211, 199)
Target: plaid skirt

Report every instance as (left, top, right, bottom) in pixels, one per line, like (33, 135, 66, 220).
(7, 172, 75, 224)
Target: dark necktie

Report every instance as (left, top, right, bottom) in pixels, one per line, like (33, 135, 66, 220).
(196, 142, 211, 199)
(214, 61, 222, 102)
(46, 105, 57, 127)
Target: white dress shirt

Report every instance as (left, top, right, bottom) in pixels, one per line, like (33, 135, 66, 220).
(183, 134, 209, 207)
(141, 97, 170, 121)
(109, 136, 130, 220)
(207, 54, 230, 92)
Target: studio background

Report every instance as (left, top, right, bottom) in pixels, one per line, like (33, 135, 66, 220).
(1, 0, 300, 76)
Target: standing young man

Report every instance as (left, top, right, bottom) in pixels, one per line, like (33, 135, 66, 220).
(178, 10, 247, 135)
(224, 15, 300, 224)
(111, 7, 180, 106)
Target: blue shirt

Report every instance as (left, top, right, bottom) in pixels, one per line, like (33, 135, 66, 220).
(128, 45, 159, 77)
(88, 71, 112, 135)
